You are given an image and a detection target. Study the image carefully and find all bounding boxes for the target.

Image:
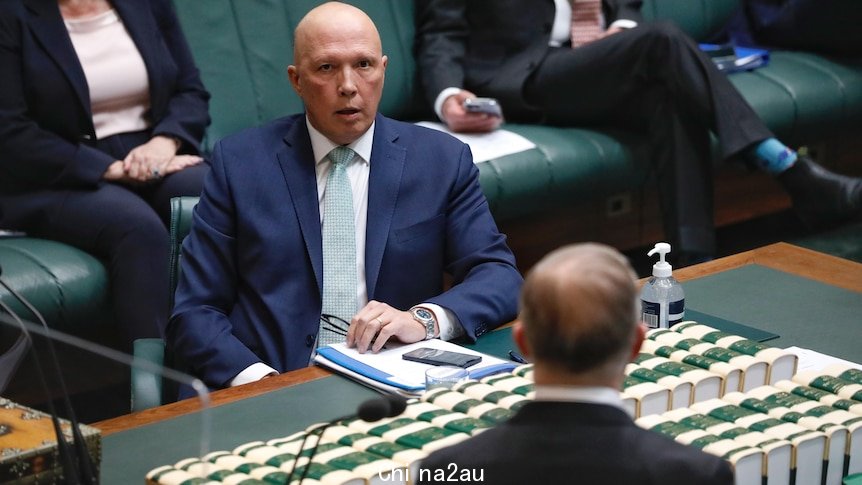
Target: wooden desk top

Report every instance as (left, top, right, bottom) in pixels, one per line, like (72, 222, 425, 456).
(671, 242, 861, 293)
(94, 242, 861, 436)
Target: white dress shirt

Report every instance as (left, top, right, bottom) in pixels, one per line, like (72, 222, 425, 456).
(232, 120, 465, 386)
(534, 384, 630, 416)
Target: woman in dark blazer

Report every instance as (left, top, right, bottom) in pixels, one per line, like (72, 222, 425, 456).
(0, 0, 210, 347)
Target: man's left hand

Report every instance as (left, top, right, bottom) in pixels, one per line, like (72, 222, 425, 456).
(347, 300, 427, 353)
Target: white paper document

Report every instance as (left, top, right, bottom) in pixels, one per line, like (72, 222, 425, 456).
(784, 346, 862, 373)
(315, 338, 516, 396)
(415, 121, 536, 163)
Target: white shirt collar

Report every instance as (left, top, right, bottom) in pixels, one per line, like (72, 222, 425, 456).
(534, 385, 628, 414)
(306, 118, 374, 166)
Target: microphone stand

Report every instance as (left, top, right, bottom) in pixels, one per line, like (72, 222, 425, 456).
(0, 277, 97, 483)
(0, 320, 29, 393)
(287, 393, 407, 484)
(0, 302, 83, 483)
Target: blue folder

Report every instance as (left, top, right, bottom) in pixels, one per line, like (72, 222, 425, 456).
(700, 43, 770, 73)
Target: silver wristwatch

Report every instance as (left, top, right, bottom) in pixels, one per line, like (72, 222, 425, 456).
(410, 306, 436, 340)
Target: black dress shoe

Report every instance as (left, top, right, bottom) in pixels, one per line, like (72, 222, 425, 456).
(776, 156, 862, 228)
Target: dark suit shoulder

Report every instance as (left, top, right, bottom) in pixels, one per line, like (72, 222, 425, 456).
(0, 0, 25, 22)
(629, 426, 734, 485)
(215, 114, 304, 150)
(418, 404, 733, 485)
(380, 116, 468, 151)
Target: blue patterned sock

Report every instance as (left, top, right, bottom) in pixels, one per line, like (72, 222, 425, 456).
(750, 138, 797, 174)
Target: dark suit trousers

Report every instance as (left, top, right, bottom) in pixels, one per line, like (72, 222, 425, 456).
(0, 131, 207, 347)
(522, 21, 774, 254)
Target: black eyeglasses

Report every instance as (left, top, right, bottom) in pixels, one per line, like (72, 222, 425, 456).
(320, 313, 351, 336)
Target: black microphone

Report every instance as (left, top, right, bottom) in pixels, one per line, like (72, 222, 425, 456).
(356, 393, 407, 422)
(0, 274, 97, 484)
(288, 393, 408, 484)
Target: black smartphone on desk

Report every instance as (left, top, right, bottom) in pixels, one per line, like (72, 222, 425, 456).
(402, 347, 482, 368)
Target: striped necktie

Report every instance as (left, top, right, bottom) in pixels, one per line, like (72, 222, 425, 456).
(570, 0, 604, 48)
(318, 146, 357, 347)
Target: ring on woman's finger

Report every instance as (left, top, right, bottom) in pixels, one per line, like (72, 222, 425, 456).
(374, 317, 385, 326)
(150, 168, 162, 179)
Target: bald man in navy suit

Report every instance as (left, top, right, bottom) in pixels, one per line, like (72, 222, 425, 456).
(168, 2, 521, 392)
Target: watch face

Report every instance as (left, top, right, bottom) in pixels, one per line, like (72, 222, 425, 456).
(414, 308, 433, 321)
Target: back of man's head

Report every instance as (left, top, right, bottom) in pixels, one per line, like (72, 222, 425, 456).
(520, 243, 639, 376)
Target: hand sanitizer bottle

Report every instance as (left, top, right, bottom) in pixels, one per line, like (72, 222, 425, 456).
(640, 243, 685, 329)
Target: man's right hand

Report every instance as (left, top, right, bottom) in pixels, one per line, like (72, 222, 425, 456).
(442, 89, 503, 133)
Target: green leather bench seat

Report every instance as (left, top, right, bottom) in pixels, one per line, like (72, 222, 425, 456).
(0, 238, 109, 339)
(480, 126, 649, 219)
(3, 0, 862, 352)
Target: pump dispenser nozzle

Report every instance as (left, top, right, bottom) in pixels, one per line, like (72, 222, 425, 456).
(647, 242, 672, 278)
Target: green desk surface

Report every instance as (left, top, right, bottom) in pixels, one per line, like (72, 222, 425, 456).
(101, 263, 860, 482)
(682, 264, 861, 363)
(102, 377, 378, 483)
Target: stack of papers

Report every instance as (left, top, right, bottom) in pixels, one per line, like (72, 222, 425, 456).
(314, 339, 516, 396)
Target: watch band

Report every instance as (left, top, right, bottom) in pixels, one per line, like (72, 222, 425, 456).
(410, 306, 436, 340)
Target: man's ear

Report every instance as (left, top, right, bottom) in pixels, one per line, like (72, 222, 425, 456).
(512, 321, 531, 360)
(629, 323, 646, 361)
(287, 65, 301, 95)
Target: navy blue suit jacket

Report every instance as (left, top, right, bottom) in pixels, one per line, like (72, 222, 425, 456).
(168, 114, 522, 389)
(0, 0, 209, 194)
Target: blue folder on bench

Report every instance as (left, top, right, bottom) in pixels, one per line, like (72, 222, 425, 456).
(700, 44, 770, 73)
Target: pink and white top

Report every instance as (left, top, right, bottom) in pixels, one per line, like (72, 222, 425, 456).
(65, 9, 150, 139)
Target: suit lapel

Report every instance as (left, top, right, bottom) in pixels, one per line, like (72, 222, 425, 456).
(24, 0, 91, 115)
(365, 116, 405, 299)
(112, 0, 165, 112)
(278, 120, 324, 295)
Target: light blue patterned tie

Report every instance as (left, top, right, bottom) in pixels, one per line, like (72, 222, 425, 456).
(318, 146, 357, 347)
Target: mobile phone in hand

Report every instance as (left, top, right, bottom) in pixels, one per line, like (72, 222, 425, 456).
(0, 229, 26, 238)
(463, 97, 502, 118)
(402, 347, 482, 368)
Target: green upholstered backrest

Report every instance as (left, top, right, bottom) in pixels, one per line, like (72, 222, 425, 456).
(172, 0, 426, 151)
(641, 0, 740, 41)
(130, 195, 199, 413)
(131, 338, 166, 412)
(168, 196, 199, 310)
(173, 0, 740, 150)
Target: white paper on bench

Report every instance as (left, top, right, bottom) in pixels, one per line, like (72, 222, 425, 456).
(415, 122, 536, 163)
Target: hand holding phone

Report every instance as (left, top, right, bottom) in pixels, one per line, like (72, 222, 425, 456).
(402, 347, 482, 368)
(463, 97, 502, 118)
